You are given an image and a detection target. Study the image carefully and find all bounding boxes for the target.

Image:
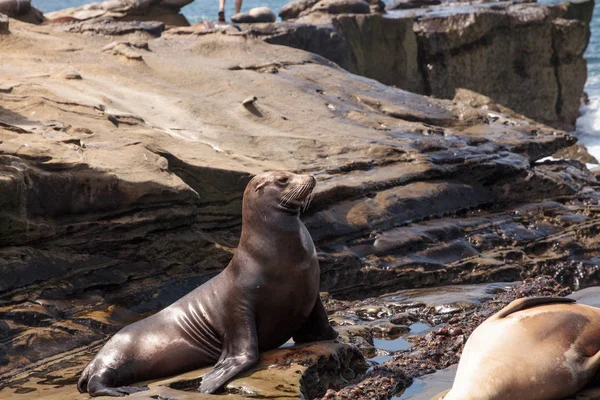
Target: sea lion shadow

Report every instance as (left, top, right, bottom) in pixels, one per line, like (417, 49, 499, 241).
(244, 104, 263, 118)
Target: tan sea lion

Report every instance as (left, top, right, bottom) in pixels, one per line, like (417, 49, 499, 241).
(436, 296, 600, 400)
(77, 171, 338, 397)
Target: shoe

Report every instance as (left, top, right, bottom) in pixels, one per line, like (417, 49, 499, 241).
(218, 10, 225, 22)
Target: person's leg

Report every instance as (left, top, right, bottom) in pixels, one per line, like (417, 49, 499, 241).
(235, 0, 242, 14)
(218, 0, 225, 21)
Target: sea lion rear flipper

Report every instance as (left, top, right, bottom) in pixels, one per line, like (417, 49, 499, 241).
(293, 297, 338, 343)
(494, 296, 576, 319)
(198, 317, 259, 394)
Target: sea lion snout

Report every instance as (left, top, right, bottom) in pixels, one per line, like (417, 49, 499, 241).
(245, 171, 317, 214)
(280, 173, 316, 210)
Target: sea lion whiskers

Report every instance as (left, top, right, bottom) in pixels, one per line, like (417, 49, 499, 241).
(279, 183, 308, 208)
(302, 191, 315, 212)
(279, 185, 299, 207)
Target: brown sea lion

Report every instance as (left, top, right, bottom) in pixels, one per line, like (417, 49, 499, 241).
(437, 296, 600, 400)
(77, 171, 338, 397)
(0, 0, 31, 16)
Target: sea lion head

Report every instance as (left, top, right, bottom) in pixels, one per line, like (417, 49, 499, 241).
(244, 171, 317, 215)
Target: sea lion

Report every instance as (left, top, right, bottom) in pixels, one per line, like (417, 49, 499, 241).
(0, 0, 31, 16)
(77, 170, 338, 397)
(230, 7, 276, 23)
(437, 296, 600, 400)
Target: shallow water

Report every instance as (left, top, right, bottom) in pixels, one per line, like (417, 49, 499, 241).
(394, 365, 457, 400)
(366, 282, 515, 370)
(385, 286, 600, 400)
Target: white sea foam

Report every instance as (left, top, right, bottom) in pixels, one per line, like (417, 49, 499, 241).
(575, 96, 600, 161)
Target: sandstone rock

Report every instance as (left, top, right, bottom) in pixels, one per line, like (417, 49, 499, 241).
(166, 20, 241, 35)
(46, 0, 192, 26)
(279, 0, 321, 20)
(553, 143, 599, 164)
(52, 19, 164, 36)
(0, 15, 598, 397)
(254, 0, 592, 131)
(102, 40, 145, 61)
(231, 7, 277, 23)
(1, 342, 366, 399)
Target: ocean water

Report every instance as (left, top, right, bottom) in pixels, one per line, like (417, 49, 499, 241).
(33, 0, 600, 159)
(576, 4, 600, 161)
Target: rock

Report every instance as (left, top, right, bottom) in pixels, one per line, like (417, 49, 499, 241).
(45, 0, 192, 26)
(102, 41, 145, 61)
(253, 0, 592, 131)
(60, 68, 82, 80)
(52, 19, 164, 36)
(0, 15, 599, 396)
(386, 0, 440, 10)
(166, 20, 241, 35)
(280, 0, 321, 20)
(310, 0, 371, 14)
(231, 7, 277, 23)
(1, 342, 367, 399)
(553, 143, 599, 164)
(0, 13, 7, 33)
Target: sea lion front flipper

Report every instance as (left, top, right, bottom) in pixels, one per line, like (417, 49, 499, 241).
(493, 296, 576, 319)
(584, 351, 600, 375)
(293, 297, 338, 343)
(198, 316, 259, 394)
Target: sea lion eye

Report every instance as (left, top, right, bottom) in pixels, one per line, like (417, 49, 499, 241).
(277, 177, 289, 185)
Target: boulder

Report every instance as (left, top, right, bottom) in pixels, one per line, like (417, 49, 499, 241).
(231, 7, 277, 23)
(279, 0, 321, 20)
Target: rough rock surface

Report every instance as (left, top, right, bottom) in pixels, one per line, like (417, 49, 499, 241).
(0, 14, 599, 400)
(319, 276, 572, 399)
(262, 0, 593, 130)
(45, 0, 192, 26)
(1, 342, 367, 399)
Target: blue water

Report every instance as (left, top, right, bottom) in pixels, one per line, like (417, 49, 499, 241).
(33, 0, 600, 158)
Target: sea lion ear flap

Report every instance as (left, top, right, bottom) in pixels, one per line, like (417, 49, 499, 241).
(255, 180, 268, 192)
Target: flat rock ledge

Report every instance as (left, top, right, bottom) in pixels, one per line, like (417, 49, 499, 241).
(1, 342, 366, 399)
